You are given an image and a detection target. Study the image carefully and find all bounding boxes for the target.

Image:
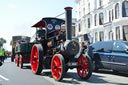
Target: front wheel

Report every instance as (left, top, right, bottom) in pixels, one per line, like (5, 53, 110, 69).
(31, 44, 43, 75)
(77, 55, 92, 80)
(51, 54, 65, 81)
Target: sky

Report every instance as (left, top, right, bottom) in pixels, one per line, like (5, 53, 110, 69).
(0, 0, 76, 51)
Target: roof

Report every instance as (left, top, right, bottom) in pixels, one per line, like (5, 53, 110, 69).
(32, 20, 46, 28)
(32, 17, 65, 28)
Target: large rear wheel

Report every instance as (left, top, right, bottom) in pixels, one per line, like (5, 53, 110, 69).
(15, 54, 19, 67)
(77, 55, 92, 80)
(31, 44, 43, 75)
(19, 54, 23, 68)
(51, 54, 65, 81)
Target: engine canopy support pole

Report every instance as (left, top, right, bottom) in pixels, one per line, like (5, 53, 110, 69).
(64, 7, 72, 40)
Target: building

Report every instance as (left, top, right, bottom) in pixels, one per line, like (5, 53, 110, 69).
(61, 18, 76, 37)
(75, 0, 128, 43)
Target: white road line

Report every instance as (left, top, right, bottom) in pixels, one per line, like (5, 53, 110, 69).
(0, 75, 9, 81)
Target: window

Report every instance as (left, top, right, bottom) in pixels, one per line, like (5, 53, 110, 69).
(116, 27, 120, 40)
(84, 34, 89, 41)
(84, 17, 86, 27)
(98, 42, 113, 52)
(113, 42, 127, 52)
(99, 31, 104, 41)
(103, 42, 113, 53)
(112, 9, 114, 20)
(123, 25, 128, 41)
(99, 0, 103, 7)
(99, 13, 104, 25)
(122, 1, 128, 17)
(79, 11, 81, 18)
(95, 32, 98, 42)
(79, 24, 81, 32)
(109, 11, 111, 22)
(92, 42, 101, 52)
(109, 31, 113, 40)
(92, 42, 113, 53)
(83, 0, 85, 5)
(88, 3, 90, 12)
(115, 3, 120, 19)
(88, 18, 90, 28)
(83, 8, 85, 16)
(94, 14, 97, 26)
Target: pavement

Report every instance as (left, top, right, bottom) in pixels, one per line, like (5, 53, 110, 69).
(0, 58, 128, 85)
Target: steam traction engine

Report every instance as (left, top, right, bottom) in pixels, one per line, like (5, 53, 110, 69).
(31, 7, 92, 81)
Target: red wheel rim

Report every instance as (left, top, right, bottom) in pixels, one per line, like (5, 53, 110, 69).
(19, 55, 21, 67)
(31, 46, 39, 73)
(77, 56, 90, 78)
(15, 54, 18, 65)
(51, 55, 62, 80)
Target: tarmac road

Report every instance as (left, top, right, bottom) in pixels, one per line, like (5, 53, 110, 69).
(0, 58, 128, 85)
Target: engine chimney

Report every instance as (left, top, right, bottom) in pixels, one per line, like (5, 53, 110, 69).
(64, 7, 72, 40)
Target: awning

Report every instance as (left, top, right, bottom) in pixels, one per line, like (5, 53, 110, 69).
(32, 20, 46, 28)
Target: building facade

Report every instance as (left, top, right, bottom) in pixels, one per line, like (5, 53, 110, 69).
(75, 0, 128, 43)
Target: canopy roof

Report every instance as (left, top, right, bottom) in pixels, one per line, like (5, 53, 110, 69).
(32, 20, 46, 28)
(32, 17, 65, 28)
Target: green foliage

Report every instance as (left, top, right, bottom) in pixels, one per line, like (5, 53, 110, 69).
(0, 38, 6, 49)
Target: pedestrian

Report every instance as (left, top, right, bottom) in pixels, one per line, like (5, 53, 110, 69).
(86, 41, 93, 59)
(80, 42, 87, 55)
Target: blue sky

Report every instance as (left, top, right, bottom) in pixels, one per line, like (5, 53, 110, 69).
(0, 0, 76, 51)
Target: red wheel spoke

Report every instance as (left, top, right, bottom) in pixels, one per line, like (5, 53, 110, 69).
(85, 70, 87, 77)
(58, 69, 61, 76)
(86, 68, 89, 72)
(82, 69, 84, 77)
(54, 60, 58, 66)
(58, 65, 62, 69)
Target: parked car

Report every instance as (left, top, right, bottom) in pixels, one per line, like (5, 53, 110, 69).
(92, 41, 128, 73)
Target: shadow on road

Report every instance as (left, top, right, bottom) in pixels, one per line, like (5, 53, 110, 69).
(40, 70, 128, 85)
(95, 70, 128, 77)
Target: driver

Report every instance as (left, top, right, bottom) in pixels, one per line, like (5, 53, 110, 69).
(37, 27, 46, 40)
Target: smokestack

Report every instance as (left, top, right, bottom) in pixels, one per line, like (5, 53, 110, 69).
(64, 7, 72, 40)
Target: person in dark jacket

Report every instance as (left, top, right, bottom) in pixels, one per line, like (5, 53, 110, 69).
(80, 42, 87, 55)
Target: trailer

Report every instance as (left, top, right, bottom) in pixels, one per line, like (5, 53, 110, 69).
(11, 36, 30, 62)
(15, 42, 35, 68)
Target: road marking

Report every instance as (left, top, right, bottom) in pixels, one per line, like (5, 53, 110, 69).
(0, 75, 9, 81)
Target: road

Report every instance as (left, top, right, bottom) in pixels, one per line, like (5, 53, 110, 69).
(0, 58, 128, 85)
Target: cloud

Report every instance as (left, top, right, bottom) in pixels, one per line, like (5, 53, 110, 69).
(8, 3, 16, 9)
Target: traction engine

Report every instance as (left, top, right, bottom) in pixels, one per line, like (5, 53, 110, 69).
(31, 7, 92, 81)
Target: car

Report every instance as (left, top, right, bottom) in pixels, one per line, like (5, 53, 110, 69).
(91, 41, 128, 73)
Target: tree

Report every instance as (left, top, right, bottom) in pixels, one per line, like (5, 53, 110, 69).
(0, 38, 6, 50)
